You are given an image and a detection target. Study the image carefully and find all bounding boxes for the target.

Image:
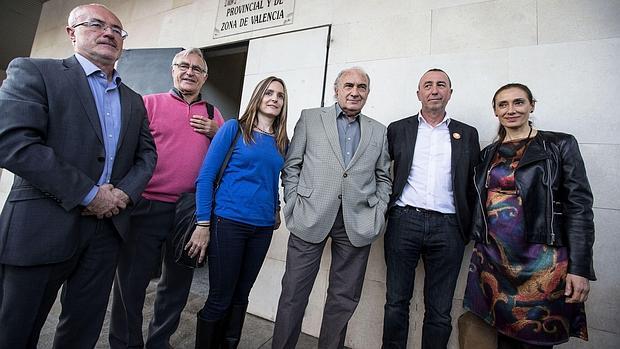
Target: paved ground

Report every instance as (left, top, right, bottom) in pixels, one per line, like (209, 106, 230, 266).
(39, 267, 320, 349)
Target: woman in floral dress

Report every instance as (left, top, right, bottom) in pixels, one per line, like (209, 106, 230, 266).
(463, 83, 596, 348)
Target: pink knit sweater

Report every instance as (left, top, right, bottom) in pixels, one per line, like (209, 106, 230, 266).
(141, 92, 225, 203)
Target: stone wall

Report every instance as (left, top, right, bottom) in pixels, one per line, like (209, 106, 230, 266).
(5, 0, 618, 347)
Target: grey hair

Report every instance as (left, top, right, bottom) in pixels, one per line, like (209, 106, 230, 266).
(172, 48, 208, 74)
(333, 67, 371, 90)
(68, 3, 116, 26)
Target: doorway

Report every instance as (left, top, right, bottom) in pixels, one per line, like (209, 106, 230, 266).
(117, 43, 249, 121)
(202, 42, 248, 120)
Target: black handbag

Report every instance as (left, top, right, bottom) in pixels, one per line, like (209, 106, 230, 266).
(172, 192, 203, 268)
(172, 125, 242, 269)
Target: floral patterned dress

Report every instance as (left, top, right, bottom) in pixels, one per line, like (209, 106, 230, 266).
(463, 139, 588, 346)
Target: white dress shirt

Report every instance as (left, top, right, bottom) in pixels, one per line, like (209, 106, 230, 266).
(395, 113, 455, 213)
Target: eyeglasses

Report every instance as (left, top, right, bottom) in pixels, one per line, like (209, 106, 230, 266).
(72, 19, 128, 39)
(172, 63, 207, 75)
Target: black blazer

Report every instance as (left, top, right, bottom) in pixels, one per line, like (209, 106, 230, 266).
(0, 56, 157, 266)
(387, 115, 480, 241)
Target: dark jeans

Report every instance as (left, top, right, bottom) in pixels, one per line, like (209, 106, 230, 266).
(382, 205, 465, 349)
(199, 216, 273, 320)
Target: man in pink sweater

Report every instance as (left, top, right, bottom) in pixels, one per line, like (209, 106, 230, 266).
(109, 48, 225, 349)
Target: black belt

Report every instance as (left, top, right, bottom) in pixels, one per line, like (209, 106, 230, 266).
(406, 205, 449, 215)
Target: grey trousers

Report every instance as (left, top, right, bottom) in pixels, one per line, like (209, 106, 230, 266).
(272, 208, 371, 349)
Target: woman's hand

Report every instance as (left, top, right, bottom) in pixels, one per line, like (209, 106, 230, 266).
(185, 225, 210, 263)
(565, 273, 590, 303)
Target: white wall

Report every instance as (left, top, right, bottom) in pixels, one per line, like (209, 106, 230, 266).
(14, 0, 620, 348)
(0, 170, 13, 208)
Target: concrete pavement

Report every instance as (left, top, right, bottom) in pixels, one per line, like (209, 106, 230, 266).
(39, 267, 320, 348)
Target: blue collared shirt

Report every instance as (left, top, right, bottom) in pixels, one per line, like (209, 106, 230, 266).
(335, 103, 361, 167)
(75, 53, 122, 206)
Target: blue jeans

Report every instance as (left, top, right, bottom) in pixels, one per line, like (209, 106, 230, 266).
(200, 216, 273, 320)
(382, 206, 465, 349)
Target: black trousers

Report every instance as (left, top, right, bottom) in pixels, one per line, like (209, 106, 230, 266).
(0, 218, 121, 349)
(109, 198, 194, 349)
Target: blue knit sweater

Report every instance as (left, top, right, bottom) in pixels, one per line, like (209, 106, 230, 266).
(195, 120, 284, 226)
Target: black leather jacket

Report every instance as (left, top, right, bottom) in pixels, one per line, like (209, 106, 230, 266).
(471, 131, 596, 280)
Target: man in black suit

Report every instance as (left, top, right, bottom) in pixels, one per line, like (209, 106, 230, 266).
(382, 69, 479, 349)
(0, 4, 156, 348)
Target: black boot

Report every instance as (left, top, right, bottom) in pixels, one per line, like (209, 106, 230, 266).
(195, 312, 222, 349)
(221, 304, 247, 349)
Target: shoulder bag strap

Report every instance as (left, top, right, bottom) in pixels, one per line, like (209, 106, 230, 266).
(205, 102, 215, 120)
(214, 123, 241, 189)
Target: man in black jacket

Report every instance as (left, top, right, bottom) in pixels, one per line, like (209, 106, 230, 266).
(382, 69, 479, 349)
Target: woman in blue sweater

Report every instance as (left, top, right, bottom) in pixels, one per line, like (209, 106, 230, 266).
(187, 76, 289, 348)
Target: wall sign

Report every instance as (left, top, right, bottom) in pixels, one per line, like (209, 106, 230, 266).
(214, 0, 295, 38)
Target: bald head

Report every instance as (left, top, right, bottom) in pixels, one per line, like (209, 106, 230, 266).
(66, 3, 125, 77)
(68, 3, 120, 27)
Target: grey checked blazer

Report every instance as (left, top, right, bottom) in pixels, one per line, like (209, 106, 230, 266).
(281, 105, 392, 247)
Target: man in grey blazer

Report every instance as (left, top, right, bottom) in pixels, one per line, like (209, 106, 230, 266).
(273, 67, 392, 349)
(0, 4, 156, 348)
